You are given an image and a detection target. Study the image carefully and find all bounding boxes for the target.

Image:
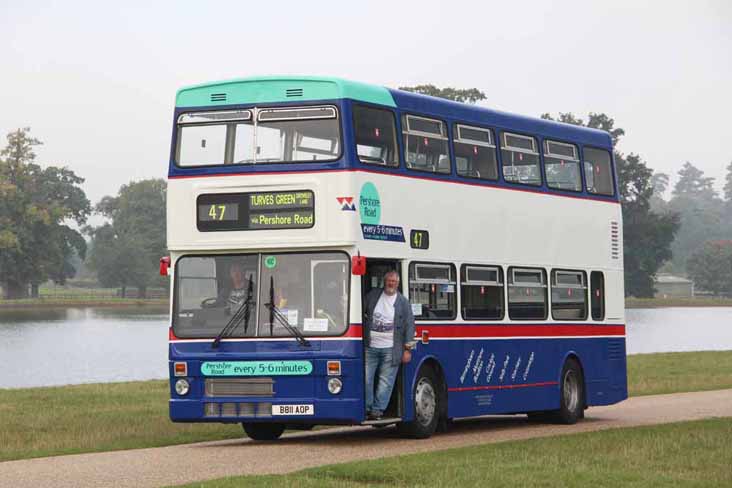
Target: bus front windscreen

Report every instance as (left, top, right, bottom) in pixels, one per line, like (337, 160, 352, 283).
(176, 105, 341, 166)
(173, 252, 349, 338)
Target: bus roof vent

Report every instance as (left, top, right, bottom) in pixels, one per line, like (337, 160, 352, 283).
(210, 93, 227, 103)
(286, 88, 304, 98)
(610, 221, 620, 260)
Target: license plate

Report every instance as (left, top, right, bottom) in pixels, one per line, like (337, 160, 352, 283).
(272, 404, 314, 416)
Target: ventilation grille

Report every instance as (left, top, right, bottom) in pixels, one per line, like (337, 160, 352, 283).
(210, 93, 227, 102)
(608, 339, 626, 360)
(205, 378, 274, 398)
(204, 402, 272, 418)
(286, 88, 304, 98)
(610, 221, 620, 260)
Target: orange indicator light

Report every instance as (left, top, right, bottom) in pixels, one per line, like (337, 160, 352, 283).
(174, 362, 187, 377)
(327, 361, 341, 376)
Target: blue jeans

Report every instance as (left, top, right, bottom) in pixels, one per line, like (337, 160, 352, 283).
(365, 347, 399, 415)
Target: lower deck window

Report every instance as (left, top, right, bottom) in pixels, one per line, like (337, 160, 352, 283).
(460, 265, 504, 320)
(508, 267, 547, 320)
(409, 262, 456, 319)
(551, 270, 588, 320)
(590, 271, 605, 320)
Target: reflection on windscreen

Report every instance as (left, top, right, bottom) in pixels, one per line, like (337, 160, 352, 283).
(174, 252, 349, 338)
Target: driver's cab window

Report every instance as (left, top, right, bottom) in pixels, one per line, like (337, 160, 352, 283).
(173, 253, 348, 338)
(353, 105, 399, 167)
(174, 255, 259, 338)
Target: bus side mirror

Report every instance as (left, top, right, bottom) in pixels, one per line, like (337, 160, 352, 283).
(352, 255, 366, 276)
(160, 256, 171, 276)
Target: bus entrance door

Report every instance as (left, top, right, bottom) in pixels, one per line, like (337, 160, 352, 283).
(362, 259, 404, 423)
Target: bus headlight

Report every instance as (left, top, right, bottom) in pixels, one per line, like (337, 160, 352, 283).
(175, 379, 190, 396)
(327, 378, 342, 395)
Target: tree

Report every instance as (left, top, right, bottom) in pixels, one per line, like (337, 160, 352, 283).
(87, 179, 167, 297)
(0, 128, 90, 298)
(398, 85, 487, 104)
(724, 161, 732, 202)
(649, 172, 670, 212)
(542, 113, 679, 297)
(686, 241, 732, 296)
(668, 162, 726, 272)
(672, 162, 716, 199)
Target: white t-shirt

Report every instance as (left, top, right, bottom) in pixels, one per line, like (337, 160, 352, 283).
(370, 292, 397, 348)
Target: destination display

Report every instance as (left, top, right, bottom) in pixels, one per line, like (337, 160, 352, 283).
(197, 190, 314, 231)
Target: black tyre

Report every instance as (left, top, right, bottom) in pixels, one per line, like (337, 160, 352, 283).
(242, 422, 285, 441)
(526, 411, 550, 422)
(553, 358, 585, 424)
(397, 366, 441, 439)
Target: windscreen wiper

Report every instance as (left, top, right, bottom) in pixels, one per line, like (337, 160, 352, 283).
(211, 277, 254, 349)
(265, 276, 310, 347)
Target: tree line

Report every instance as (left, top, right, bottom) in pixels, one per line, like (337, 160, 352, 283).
(0, 128, 166, 299)
(2, 87, 731, 298)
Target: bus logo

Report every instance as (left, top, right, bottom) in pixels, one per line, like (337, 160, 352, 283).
(336, 197, 356, 211)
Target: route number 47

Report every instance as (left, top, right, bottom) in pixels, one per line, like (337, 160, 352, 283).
(410, 230, 429, 250)
(208, 204, 227, 220)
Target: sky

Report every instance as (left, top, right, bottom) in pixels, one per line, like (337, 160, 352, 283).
(2, 0, 731, 209)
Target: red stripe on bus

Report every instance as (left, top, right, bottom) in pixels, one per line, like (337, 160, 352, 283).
(344, 324, 363, 337)
(448, 381, 559, 392)
(416, 324, 625, 338)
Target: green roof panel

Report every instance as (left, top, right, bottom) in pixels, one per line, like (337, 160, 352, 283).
(175, 76, 396, 108)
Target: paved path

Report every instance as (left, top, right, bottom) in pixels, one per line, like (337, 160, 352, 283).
(2, 389, 732, 488)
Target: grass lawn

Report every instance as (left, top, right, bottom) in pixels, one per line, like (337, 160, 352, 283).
(1, 351, 731, 463)
(173, 418, 732, 487)
(627, 351, 732, 397)
(0, 380, 241, 462)
(625, 296, 732, 308)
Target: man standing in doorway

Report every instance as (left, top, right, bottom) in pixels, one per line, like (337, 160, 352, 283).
(363, 270, 416, 420)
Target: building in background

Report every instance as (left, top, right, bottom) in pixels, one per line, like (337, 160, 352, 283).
(654, 274, 694, 298)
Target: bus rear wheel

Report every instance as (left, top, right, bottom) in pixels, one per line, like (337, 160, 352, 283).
(553, 358, 584, 424)
(242, 422, 285, 441)
(397, 366, 441, 439)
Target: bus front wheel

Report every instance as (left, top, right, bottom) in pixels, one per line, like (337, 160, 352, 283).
(242, 422, 285, 441)
(397, 366, 441, 439)
(553, 358, 585, 424)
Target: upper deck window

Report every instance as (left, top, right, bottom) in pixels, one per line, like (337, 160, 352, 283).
(583, 147, 615, 196)
(174, 105, 341, 167)
(544, 140, 582, 192)
(177, 110, 253, 167)
(501, 132, 541, 186)
(256, 106, 340, 163)
(453, 124, 498, 181)
(402, 114, 450, 174)
(353, 105, 399, 167)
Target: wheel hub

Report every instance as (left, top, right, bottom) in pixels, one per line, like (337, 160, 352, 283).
(414, 378, 436, 426)
(563, 370, 579, 412)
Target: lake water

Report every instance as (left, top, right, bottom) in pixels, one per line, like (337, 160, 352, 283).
(0, 306, 730, 389)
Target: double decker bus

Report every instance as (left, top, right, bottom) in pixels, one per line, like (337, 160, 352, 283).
(165, 76, 627, 440)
